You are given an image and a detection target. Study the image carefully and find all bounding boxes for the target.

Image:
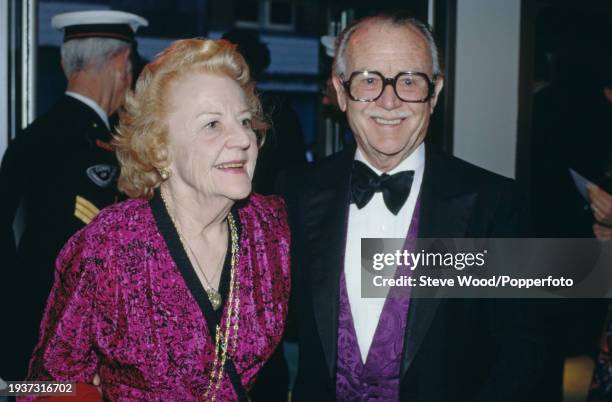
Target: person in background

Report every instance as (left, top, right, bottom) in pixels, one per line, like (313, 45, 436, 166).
(531, 39, 611, 238)
(22, 38, 290, 401)
(587, 73, 612, 241)
(530, 33, 612, 401)
(587, 76, 612, 401)
(222, 29, 307, 195)
(0, 10, 147, 382)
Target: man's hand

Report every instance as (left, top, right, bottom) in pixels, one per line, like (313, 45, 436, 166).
(593, 223, 612, 240)
(588, 184, 612, 225)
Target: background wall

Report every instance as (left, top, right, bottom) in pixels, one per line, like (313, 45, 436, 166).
(453, 0, 521, 179)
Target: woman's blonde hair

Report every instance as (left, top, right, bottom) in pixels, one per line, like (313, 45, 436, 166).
(114, 38, 267, 199)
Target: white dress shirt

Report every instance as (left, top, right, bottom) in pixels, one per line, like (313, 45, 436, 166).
(65, 91, 110, 130)
(344, 142, 425, 362)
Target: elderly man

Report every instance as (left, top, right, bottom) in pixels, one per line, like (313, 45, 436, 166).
(280, 12, 553, 402)
(0, 10, 147, 381)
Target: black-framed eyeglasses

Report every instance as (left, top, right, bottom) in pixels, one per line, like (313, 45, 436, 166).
(342, 70, 436, 103)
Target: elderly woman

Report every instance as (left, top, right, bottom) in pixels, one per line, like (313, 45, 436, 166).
(24, 38, 290, 401)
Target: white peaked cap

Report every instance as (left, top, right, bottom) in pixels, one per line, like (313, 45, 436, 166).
(52, 10, 148, 42)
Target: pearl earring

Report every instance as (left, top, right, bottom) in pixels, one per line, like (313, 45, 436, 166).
(158, 167, 171, 180)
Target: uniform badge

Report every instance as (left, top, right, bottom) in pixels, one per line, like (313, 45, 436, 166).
(86, 164, 117, 188)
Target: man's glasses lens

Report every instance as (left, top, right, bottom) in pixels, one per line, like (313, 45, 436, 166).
(348, 71, 431, 102)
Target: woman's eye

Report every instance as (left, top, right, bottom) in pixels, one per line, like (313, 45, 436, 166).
(205, 121, 218, 129)
(241, 118, 253, 128)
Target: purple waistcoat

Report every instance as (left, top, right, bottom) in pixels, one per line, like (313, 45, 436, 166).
(336, 199, 420, 401)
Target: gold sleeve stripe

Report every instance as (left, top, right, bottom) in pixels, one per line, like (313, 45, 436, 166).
(74, 195, 100, 224)
(75, 202, 96, 220)
(76, 196, 100, 216)
(74, 208, 93, 225)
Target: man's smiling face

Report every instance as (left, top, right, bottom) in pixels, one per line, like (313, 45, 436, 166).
(333, 22, 444, 172)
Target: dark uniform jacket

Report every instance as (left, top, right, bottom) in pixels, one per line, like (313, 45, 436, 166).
(0, 94, 121, 380)
(278, 145, 557, 402)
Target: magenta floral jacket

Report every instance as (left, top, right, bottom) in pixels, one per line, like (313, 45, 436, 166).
(24, 192, 290, 401)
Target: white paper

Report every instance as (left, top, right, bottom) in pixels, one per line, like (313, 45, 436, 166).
(569, 169, 594, 202)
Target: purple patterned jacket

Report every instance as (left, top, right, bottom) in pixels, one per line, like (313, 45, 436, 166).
(23, 193, 290, 401)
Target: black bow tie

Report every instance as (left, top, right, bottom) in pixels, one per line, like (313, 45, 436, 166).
(350, 160, 414, 215)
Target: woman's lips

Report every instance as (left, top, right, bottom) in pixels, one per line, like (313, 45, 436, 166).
(215, 161, 247, 174)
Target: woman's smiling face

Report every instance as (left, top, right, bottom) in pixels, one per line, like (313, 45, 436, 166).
(165, 72, 258, 201)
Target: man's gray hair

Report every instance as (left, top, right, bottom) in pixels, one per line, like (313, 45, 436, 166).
(333, 13, 442, 79)
(61, 37, 131, 77)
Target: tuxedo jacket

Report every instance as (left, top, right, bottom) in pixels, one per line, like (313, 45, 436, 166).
(279, 145, 556, 402)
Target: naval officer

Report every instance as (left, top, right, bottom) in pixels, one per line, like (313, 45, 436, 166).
(0, 9, 148, 381)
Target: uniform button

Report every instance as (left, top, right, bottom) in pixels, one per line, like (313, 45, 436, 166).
(93, 122, 98, 128)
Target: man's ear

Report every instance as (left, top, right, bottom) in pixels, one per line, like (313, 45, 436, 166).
(332, 75, 348, 112)
(60, 58, 68, 78)
(429, 76, 444, 114)
(113, 48, 131, 74)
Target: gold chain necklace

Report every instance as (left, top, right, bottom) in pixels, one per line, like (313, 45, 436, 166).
(160, 189, 241, 400)
(182, 233, 224, 310)
(207, 210, 240, 401)
(160, 190, 235, 310)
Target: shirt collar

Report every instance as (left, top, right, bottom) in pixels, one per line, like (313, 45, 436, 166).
(65, 91, 110, 130)
(355, 142, 425, 176)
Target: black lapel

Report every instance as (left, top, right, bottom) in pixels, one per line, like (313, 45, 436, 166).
(304, 147, 354, 380)
(400, 147, 478, 379)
